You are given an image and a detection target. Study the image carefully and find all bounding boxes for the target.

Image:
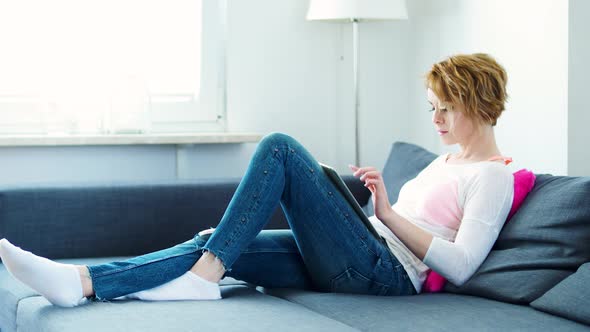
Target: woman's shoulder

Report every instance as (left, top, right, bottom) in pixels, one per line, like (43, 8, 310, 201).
(471, 161, 514, 186)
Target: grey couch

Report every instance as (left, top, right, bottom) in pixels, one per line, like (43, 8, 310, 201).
(1, 142, 589, 331)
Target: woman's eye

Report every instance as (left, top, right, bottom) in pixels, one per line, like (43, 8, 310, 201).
(440, 108, 448, 112)
(428, 106, 435, 112)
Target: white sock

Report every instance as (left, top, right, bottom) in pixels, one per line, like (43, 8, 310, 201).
(0, 238, 84, 307)
(116, 271, 221, 301)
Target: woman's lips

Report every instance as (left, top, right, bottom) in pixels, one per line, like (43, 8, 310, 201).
(438, 130, 448, 136)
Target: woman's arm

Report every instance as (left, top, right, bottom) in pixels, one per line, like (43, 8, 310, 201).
(380, 211, 433, 261)
(416, 166, 513, 286)
(351, 163, 513, 286)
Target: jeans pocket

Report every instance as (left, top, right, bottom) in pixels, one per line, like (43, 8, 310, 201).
(330, 267, 390, 296)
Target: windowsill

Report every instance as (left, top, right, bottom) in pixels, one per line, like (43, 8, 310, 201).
(0, 132, 263, 147)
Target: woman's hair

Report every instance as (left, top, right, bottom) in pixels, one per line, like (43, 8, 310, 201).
(425, 53, 508, 126)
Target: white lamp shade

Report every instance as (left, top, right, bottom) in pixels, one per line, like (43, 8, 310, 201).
(306, 0, 408, 21)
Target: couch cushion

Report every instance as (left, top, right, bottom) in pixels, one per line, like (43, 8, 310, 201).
(362, 142, 437, 216)
(16, 286, 357, 332)
(530, 262, 590, 325)
(3, 257, 352, 332)
(0, 263, 37, 332)
(265, 288, 590, 331)
(445, 175, 590, 304)
(0, 258, 149, 332)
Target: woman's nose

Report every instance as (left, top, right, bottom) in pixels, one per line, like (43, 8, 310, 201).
(432, 110, 443, 124)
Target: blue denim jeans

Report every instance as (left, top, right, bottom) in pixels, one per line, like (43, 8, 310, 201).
(87, 133, 417, 300)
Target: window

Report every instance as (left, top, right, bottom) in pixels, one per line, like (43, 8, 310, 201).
(0, 0, 226, 135)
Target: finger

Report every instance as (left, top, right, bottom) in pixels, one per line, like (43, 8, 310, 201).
(364, 182, 377, 192)
(364, 179, 381, 187)
(360, 170, 381, 180)
(353, 166, 377, 177)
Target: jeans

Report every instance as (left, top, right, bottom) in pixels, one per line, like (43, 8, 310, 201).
(87, 133, 417, 300)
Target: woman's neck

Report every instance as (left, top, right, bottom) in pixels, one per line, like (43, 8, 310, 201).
(454, 126, 501, 162)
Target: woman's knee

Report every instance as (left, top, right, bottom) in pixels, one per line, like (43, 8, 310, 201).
(259, 132, 297, 150)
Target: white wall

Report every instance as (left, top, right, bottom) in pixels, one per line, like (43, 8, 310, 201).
(2, 0, 586, 185)
(227, 0, 410, 172)
(0, 0, 408, 185)
(406, 0, 569, 175)
(568, 0, 590, 176)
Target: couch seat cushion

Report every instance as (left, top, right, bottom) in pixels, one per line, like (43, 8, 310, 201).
(531, 262, 590, 325)
(265, 288, 590, 331)
(16, 286, 358, 332)
(1, 258, 356, 332)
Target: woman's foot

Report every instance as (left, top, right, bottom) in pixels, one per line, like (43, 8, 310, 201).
(0, 239, 85, 307)
(118, 271, 221, 301)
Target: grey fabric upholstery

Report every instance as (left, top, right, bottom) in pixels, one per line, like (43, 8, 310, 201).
(0, 263, 37, 332)
(531, 262, 590, 325)
(0, 180, 284, 259)
(264, 288, 590, 331)
(362, 142, 437, 216)
(1, 257, 354, 332)
(0, 257, 248, 332)
(446, 175, 590, 304)
(15, 287, 357, 332)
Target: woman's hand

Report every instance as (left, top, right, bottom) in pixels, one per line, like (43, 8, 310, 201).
(349, 164, 394, 221)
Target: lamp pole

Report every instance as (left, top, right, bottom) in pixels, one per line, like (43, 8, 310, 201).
(306, 0, 408, 167)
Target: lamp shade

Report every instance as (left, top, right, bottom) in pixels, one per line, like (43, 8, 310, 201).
(306, 0, 408, 21)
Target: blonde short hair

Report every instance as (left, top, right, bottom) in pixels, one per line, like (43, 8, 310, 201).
(425, 53, 508, 126)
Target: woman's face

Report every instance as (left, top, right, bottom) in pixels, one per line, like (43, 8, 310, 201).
(427, 88, 478, 146)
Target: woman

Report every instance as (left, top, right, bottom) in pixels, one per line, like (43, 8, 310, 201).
(0, 53, 514, 307)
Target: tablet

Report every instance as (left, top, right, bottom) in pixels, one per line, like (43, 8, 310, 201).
(319, 163, 386, 245)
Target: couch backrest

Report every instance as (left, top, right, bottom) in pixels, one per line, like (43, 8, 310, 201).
(0, 180, 289, 259)
(445, 174, 590, 304)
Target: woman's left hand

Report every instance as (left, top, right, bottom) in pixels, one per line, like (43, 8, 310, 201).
(349, 165, 394, 221)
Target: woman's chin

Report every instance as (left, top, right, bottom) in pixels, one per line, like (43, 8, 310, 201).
(439, 137, 455, 145)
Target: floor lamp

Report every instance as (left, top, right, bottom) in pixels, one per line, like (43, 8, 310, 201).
(306, 0, 408, 166)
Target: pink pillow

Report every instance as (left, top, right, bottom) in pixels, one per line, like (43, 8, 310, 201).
(422, 169, 536, 293)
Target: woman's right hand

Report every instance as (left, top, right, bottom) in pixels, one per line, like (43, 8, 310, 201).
(349, 165, 394, 221)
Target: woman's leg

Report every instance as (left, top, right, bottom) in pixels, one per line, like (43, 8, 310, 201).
(197, 132, 415, 296)
(0, 229, 312, 305)
(87, 229, 313, 300)
(1, 132, 412, 306)
(0, 133, 316, 305)
(222, 229, 314, 290)
(92, 131, 397, 299)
